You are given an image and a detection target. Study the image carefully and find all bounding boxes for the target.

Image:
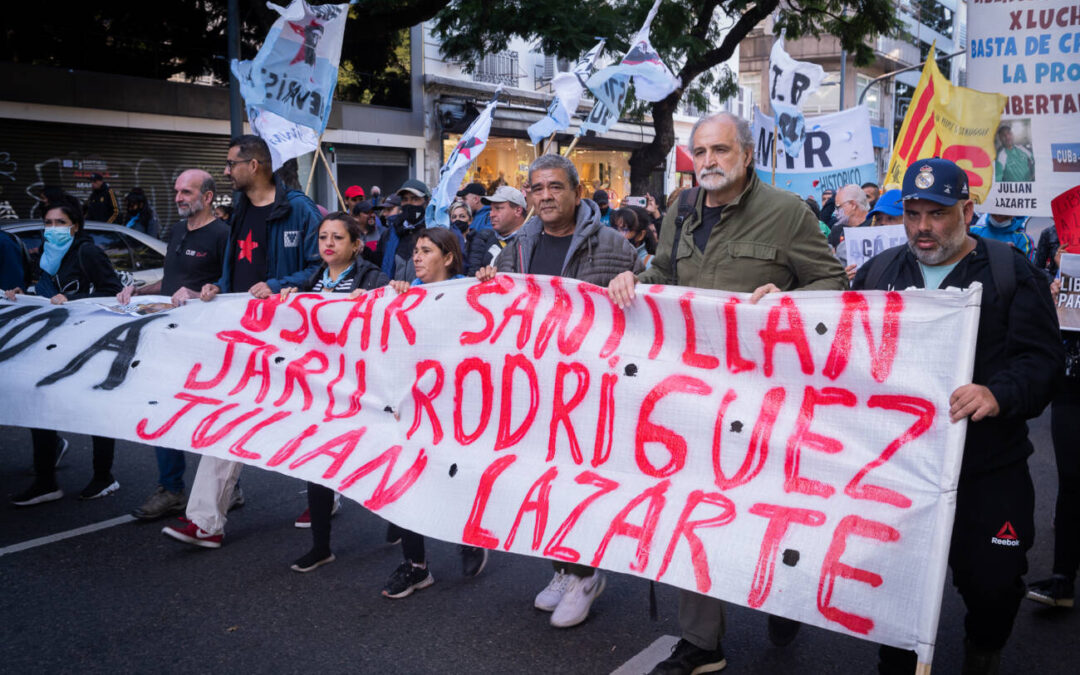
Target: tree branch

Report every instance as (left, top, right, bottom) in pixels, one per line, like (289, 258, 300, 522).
(683, 0, 780, 83)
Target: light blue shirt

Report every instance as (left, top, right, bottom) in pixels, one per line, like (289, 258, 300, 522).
(919, 260, 961, 290)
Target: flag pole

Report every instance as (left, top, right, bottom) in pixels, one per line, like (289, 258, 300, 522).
(304, 135, 324, 196)
(317, 145, 348, 211)
(770, 127, 778, 186)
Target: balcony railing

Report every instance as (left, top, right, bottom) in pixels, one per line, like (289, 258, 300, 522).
(473, 50, 520, 87)
(876, 35, 920, 66)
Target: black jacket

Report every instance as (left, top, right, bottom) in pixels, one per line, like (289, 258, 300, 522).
(35, 231, 123, 300)
(85, 185, 120, 224)
(852, 235, 1064, 477)
(465, 227, 516, 276)
(1034, 226, 1059, 280)
(298, 258, 388, 293)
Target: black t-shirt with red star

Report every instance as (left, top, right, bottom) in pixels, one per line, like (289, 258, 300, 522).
(231, 203, 271, 292)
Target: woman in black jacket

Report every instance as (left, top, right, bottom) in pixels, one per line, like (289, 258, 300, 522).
(279, 212, 389, 572)
(10, 199, 125, 505)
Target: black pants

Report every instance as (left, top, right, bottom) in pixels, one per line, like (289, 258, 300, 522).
(307, 481, 334, 555)
(880, 460, 1034, 671)
(1051, 377, 1080, 581)
(386, 523, 425, 564)
(32, 429, 114, 488)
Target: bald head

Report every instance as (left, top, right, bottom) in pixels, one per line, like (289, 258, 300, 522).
(175, 169, 216, 220)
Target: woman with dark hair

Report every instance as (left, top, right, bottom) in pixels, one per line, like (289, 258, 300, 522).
(7, 197, 125, 505)
(278, 212, 389, 572)
(613, 207, 655, 268)
(123, 188, 160, 237)
(365, 226, 489, 598)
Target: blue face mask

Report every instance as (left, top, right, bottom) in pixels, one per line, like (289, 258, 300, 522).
(40, 226, 75, 276)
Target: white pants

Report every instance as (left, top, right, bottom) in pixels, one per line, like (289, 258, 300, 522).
(185, 456, 242, 535)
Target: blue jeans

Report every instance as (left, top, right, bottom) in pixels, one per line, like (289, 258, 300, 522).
(156, 447, 186, 493)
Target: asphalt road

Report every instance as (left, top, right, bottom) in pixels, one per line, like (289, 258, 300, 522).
(2, 409, 1077, 674)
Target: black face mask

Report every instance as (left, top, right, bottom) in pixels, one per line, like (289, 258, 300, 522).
(403, 203, 423, 226)
(599, 205, 609, 215)
(451, 219, 469, 233)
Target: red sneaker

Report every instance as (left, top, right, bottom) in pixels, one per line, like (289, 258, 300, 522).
(162, 518, 222, 549)
(295, 509, 312, 529)
(294, 495, 341, 529)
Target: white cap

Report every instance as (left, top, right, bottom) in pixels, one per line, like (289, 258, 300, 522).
(481, 185, 526, 209)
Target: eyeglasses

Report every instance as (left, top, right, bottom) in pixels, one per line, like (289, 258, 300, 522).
(224, 158, 255, 169)
(836, 200, 854, 210)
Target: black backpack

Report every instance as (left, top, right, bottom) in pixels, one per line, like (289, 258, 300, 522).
(667, 187, 701, 286)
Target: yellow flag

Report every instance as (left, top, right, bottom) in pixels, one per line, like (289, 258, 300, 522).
(884, 46, 1006, 204)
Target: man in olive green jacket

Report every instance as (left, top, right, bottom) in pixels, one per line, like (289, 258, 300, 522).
(609, 112, 847, 675)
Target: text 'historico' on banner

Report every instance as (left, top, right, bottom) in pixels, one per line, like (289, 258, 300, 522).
(0, 277, 982, 663)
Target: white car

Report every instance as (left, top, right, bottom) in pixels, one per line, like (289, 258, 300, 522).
(2, 220, 166, 290)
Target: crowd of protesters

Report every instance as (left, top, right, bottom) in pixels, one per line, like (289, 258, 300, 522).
(2, 120, 1076, 675)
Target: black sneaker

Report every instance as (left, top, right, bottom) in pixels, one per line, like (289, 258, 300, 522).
(79, 476, 120, 500)
(767, 615, 802, 646)
(381, 561, 434, 599)
(1026, 575, 1075, 607)
(290, 549, 336, 573)
(12, 483, 64, 507)
(648, 638, 727, 674)
(461, 545, 489, 578)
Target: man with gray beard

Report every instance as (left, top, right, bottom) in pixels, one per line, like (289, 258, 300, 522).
(609, 112, 845, 674)
(121, 168, 230, 520)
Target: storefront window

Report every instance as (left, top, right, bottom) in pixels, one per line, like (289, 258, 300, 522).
(565, 146, 632, 204)
(442, 135, 535, 192)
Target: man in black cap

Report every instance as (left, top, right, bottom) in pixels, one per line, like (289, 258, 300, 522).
(851, 158, 1063, 674)
(375, 193, 402, 219)
(592, 189, 611, 227)
(457, 182, 491, 231)
(84, 172, 119, 223)
(374, 178, 432, 280)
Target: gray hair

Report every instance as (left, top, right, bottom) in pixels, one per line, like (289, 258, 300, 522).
(838, 184, 870, 212)
(688, 112, 754, 155)
(450, 199, 472, 219)
(528, 154, 579, 191)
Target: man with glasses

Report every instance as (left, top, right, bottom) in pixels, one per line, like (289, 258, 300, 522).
(827, 183, 871, 249)
(119, 169, 229, 520)
(163, 135, 320, 549)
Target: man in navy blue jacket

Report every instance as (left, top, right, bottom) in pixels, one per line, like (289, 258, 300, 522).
(200, 135, 320, 300)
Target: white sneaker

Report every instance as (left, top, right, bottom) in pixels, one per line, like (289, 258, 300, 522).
(550, 571, 605, 628)
(534, 571, 573, 612)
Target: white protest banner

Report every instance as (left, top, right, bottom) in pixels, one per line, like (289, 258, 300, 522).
(844, 225, 908, 271)
(1057, 253, 1080, 331)
(753, 105, 876, 201)
(0, 279, 981, 664)
(968, 0, 1080, 216)
(768, 38, 826, 158)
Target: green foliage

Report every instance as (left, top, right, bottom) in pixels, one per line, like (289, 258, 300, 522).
(433, 0, 898, 190)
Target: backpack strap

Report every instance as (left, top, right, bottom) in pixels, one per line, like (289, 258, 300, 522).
(982, 238, 1016, 305)
(862, 244, 908, 290)
(669, 187, 700, 286)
